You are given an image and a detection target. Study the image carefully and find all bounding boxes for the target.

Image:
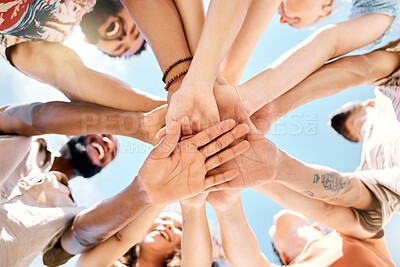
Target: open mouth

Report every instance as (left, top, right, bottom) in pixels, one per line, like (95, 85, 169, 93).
(91, 141, 105, 160)
(157, 230, 171, 242)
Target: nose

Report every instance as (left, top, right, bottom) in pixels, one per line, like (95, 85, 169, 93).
(163, 220, 174, 230)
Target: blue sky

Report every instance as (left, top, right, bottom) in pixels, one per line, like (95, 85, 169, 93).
(0, 1, 399, 266)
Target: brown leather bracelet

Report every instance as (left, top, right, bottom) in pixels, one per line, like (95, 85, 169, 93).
(162, 57, 192, 83)
(164, 69, 189, 91)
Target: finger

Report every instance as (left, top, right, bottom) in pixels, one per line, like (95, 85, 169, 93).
(181, 116, 192, 136)
(152, 121, 180, 159)
(205, 140, 249, 171)
(156, 126, 167, 140)
(191, 117, 201, 135)
(234, 103, 264, 138)
(190, 119, 236, 148)
(199, 124, 249, 158)
(204, 169, 238, 189)
(205, 182, 236, 192)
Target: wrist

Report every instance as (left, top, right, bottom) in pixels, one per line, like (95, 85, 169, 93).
(132, 175, 151, 207)
(180, 72, 215, 93)
(273, 149, 287, 183)
(212, 195, 241, 214)
(236, 84, 254, 115)
(167, 78, 184, 97)
(180, 202, 206, 211)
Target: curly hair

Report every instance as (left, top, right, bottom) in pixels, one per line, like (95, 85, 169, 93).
(118, 236, 225, 266)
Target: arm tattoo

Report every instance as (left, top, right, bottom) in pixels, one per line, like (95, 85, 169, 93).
(5, 106, 20, 116)
(313, 172, 351, 192)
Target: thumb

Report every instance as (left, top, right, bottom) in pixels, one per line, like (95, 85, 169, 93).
(156, 126, 167, 140)
(151, 121, 181, 159)
(234, 103, 259, 134)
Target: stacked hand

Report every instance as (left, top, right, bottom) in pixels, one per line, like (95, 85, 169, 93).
(141, 104, 167, 145)
(207, 188, 241, 212)
(137, 116, 250, 205)
(207, 104, 280, 191)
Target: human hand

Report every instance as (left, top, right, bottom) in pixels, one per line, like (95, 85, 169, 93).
(140, 104, 167, 145)
(249, 101, 277, 135)
(137, 117, 250, 205)
(207, 189, 241, 212)
(213, 84, 243, 121)
(207, 104, 280, 191)
(167, 85, 220, 132)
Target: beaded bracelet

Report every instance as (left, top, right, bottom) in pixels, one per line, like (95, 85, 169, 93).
(164, 69, 189, 91)
(162, 57, 193, 83)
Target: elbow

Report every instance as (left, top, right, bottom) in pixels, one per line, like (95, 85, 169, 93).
(65, 212, 112, 254)
(29, 103, 52, 135)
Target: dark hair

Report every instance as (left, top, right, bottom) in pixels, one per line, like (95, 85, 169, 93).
(119, 235, 225, 266)
(271, 242, 284, 265)
(329, 101, 363, 142)
(105, 39, 147, 59)
(80, 0, 124, 44)
(80, 0, 147, 57)
(66, 136, 102, 178)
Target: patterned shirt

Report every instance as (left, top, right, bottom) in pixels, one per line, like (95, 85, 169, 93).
(0, 0, 95, 58)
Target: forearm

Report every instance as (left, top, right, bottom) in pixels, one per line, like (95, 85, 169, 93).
(220, 0, 279, 85)
(172, 0, 205, 55)
(183, 0, 253, 88)
(0, 102, 151, 142)
(77, 205, 164, 267)
(255, 182, 376, 238)
(181, 204, 213, 267)
(250, 50, 400, 122)
(214, 197, 270, 267)
(9, 42, 165, 112)
(61, 177, 150, 254)
(123, 0, 192, 84)
(273, 149, 376, 210)
(239, 14, 393, 112)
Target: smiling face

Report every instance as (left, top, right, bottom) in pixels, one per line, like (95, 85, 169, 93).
(139, 212, 183, 262)
(84, 134, 118, 168)
(80, 0, 146, 57)
(278, 0, 333, 28)
(63, 134, 118, 178)
(95, 8, 146, 57)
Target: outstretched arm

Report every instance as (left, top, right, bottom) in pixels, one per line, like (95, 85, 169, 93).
(62, 118, 249, 255)
(255, 181, 377, 238)
(166, 0, 259, 129)
(180, 194, 213, 267)
(249, 49, 400, 132)
(76, 205, 164, 267)
(122, 0, 193, 95)
(207, 106, 378, 217)
(209, 191, 270, 267)
(7, 41, 165, 112)
(172, 0, 205, 56)
(220, 0, 280, 85)
(0, 101, 166, 145)
(239, 13, 394, 113)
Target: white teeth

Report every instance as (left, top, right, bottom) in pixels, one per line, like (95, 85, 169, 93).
(160, 231, 170, 241)
(92, 142, 105, 160)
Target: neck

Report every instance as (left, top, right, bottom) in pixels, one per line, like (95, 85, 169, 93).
(137, 254, 165, 267)
(50, 156, 75, 180)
